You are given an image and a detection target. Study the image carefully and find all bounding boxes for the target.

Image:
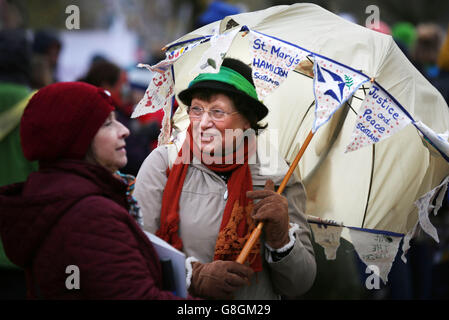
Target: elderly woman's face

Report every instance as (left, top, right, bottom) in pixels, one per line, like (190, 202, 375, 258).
(189, 93, 250, 156)
(86, 112, 130, 173)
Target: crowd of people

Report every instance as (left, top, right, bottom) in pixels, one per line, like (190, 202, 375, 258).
(0, 4, 449, 301)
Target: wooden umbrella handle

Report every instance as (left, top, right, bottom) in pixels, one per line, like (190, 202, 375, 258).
(236, 130, 315, 264)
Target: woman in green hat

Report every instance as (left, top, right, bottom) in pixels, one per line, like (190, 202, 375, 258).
(134, 58, 316, 299)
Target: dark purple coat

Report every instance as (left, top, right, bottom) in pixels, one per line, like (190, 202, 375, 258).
(0, 159, 183, 299)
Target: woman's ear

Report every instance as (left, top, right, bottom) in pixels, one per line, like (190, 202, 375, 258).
(84, 143, 97, 167)
(243, 119, 251, 131)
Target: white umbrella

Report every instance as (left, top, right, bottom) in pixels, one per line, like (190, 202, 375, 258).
(135, 3, 449, 282)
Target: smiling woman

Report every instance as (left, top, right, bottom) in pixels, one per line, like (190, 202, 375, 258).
(189, 93, 250, 156)
(0, 82, 189, 300)
(134, 58, 317, 300)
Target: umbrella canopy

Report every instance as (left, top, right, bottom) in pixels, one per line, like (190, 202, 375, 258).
(163, 3, 449, 238)
(133, 3, 449, 282)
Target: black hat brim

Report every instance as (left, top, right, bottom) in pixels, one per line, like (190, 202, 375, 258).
(178, 80, 269, 122)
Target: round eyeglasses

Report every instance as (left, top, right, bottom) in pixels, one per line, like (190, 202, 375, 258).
(188, 106, 239, 122)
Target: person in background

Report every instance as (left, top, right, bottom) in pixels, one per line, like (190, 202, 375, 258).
(0, 29, 38, 300)
(30, 30, 62, 89)
(423, 25, 449, 298)
(432, 24, 449, 104)
(0, 82, 188, 299)
(80, 59, 160, 176)
(411, 23, 444, 79)
(195, 0, 242, 29)
(367, 20, 391, 35)
(392, 22, 417, 57)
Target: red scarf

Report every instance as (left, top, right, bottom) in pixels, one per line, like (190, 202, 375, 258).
(156, 125, 262, 272)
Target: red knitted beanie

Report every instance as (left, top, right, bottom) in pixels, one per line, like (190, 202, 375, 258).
(20, 82, 115, 161)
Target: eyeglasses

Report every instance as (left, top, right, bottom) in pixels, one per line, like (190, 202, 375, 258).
(188, 106, 239, 122)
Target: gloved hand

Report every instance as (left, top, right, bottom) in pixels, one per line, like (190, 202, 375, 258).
(189, 260, 254, 299)
(246, 179, 290, 249)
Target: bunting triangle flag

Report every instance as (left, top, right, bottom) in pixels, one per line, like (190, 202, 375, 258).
(131, 68, 174, 118)
(248, 31, 309, 99)
(312, 55, 369, 132)
(157, 102, 173, 146)
(401, 176, 449, 263)
(401, 221, 420, 263)
(131, 38, 206, 119)
(192, 28, 240, 75)
(345, 83, 412, 153)
(349, 228, 402, 284)
(150, 39, 204, 73)
(413, 120, 449, 160)
(414, 175, 449, 243)
(310, 223, 343, 260)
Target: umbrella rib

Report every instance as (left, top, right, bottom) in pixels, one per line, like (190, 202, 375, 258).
(285, 100, 316, 156)
(352, 95, 364, 101)
(292, 68, 313, 79)
(352, 85, 368, 102)
(361, 144, 376, 229)
(345, 99, 358, 115)
(299, 101, 316, 127)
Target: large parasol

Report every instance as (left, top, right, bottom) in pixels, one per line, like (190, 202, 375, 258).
(133, 3, 449, 283)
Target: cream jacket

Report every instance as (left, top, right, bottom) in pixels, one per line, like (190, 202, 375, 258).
(134, 142, 316, 299)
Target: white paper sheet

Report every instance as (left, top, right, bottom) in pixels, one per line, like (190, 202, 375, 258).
(144, 231, 187, 298)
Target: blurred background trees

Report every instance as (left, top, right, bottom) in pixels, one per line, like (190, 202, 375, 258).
(1, 0, 448, 84)
(3, 0, 448, 46)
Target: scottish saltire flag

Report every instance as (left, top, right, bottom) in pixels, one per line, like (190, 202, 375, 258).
(131, 68, 174, 118)
(312, 55, 369, 132)
(192, 28, 240, 75)
(248, 31, 309, 99)
(345, 83, 412, 153)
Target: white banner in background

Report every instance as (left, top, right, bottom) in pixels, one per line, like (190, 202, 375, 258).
(313, 56, 369, 132)
(192, 28, 240, 75)
(349, 228, 402, 284)
(131, 68, 174, 118)
(248, 31, 308, 99)
(345, 83, 412, 153)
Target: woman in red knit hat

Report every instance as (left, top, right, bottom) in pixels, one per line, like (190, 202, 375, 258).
(0, 81, 188, 299)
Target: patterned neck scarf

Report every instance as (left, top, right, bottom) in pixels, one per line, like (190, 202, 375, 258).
(114, 171, 143, 227)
